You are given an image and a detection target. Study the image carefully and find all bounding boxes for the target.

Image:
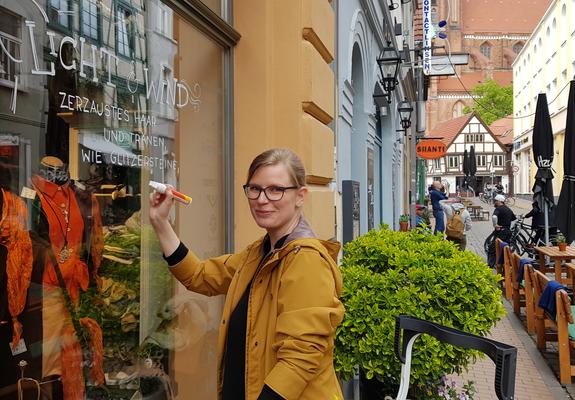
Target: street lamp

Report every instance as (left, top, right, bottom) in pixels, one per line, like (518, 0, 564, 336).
(377, 42, 402, 103)
(398, 98, 413, 130)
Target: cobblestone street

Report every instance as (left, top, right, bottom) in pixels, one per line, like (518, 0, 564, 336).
(447, 197, 572, 399)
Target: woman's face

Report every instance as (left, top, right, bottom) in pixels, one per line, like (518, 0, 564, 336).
(246, 164, 306, 234)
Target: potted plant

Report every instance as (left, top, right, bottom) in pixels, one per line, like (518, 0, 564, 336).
(335, 227, 504, 398)
(399, 214, 409, 231)
(557, 234, 568, 251)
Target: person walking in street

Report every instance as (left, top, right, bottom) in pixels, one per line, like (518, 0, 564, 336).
(440, 198, 472, 250)
(148, 148, 345, 400)
(429, 181, 448, 235)
(487, 194, 517, 267)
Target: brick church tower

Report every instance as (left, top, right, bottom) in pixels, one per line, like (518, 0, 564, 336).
(426, 0, 552, 132)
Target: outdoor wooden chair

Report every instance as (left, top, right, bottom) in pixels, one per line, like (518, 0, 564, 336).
(523, 263, 536, 333)
(503, 245, 513, 300)
(530, 268, 556, 350)
(510, 253, 535, 333)
(529, 267, 575, 384)
(494, 238, 507, 290)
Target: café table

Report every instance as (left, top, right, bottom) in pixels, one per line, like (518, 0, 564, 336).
(534, 245, 575, 284)
(467, 205, 483, 219)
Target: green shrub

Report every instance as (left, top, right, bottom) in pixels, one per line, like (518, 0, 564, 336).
(334, 226, 504, 391)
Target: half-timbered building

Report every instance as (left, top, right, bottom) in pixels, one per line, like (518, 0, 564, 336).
(425, 113, 513, 195)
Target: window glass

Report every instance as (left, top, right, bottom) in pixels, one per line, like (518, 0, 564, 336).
(0, 1, 226, 399)
(82, 0, 99, 40)
(480, 43, 491, 59)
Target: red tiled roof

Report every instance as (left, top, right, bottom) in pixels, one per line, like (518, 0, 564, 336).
(461, 0, 552, 34)
(489, 116, 514, 145)
(437, 71, 512, 93)
(426, 113, 511, 149)
(426, 114, 473, 145)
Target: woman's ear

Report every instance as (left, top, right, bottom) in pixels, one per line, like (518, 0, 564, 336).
(296, 186, 308, 208)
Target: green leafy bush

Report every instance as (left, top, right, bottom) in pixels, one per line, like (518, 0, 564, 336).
(334, 226, 504, 391)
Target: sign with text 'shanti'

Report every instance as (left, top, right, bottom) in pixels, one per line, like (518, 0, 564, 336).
(422, 0, 436, 75)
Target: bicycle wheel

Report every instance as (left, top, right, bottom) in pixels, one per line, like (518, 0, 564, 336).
(484, 232, 495, 255)
(506, 196, 516, 207)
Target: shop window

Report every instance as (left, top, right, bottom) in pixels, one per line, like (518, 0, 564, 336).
(117, 5, 134, 57)
(0, 7, 21, 84)
(480, 42, 491, 59)
(48, 0, 70, 28)
(81, 0, 99, 40)
(0, 1, 229, 398)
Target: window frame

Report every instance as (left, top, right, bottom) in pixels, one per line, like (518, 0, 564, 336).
(448, 156, 459, 169)
(0, 6, 22, 86)
(47, 0, 72, 31)
(477, 155, 487, 167)
(80, 0, 101, 43)
(480, 42, 491, 59)
(116, 2, 135, 58)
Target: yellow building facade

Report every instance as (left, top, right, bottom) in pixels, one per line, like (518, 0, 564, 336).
(233, 0, 336, 248)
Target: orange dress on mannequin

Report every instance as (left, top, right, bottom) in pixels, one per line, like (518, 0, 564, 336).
(31, 175, 104, 400)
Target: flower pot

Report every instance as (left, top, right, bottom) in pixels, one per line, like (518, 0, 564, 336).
(399, 221, 409, 232)
(558, 242, 568, 251)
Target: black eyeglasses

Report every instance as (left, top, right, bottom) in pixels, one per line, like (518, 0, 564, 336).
(243, 184, 299, 201)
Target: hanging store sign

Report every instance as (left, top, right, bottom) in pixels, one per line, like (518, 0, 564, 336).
(416, 139, 447, 160)
(422, 0, 434, 75)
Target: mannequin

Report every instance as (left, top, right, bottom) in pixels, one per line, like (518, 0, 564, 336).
(30, 156, 104, 400)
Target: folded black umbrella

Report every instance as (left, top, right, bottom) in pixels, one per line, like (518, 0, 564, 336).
(462, 149, 470, 189)
(557, 81, 575, 243)
(532, 93, 556, 243)
(469, 146, 477, 193)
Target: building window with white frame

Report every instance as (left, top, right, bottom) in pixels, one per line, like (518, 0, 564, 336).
(477, 155, 486, 167)
(117, 5, 133, 57)
(157, 3, 173, 38)
(0, 7, 21, 84)
(493, 154, 504, 167)
(48, 0, 70, 28)
(448, 156, 459, 169)
(82, 0, 99, 40)
(434, 158, 441, 170)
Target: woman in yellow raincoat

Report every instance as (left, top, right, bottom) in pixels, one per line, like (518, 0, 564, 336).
(149, 148, 344, 400)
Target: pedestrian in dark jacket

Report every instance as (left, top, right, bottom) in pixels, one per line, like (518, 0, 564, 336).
(429, 181, 448, 235)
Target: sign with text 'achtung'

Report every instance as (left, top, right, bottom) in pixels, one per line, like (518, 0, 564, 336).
(416, 139, 447, 160)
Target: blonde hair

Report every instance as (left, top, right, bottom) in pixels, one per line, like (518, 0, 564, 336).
(246, 148, 306, 187)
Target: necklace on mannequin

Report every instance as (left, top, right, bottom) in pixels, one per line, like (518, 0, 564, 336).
(38, 185, 73, 263)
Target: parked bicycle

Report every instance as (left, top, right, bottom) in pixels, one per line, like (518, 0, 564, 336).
(479, 186, 516, 206)
(483, 214, 557, 258)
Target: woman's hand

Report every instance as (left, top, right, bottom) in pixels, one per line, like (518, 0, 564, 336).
(149, 187, 175, 228)
(149, 187, 181, 257)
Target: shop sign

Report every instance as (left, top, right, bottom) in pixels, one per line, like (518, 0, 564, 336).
(422, 0, 434, 75)
(416, 139, 447, 160)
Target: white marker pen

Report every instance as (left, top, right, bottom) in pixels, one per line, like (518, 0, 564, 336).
(149, 181, 192, 205)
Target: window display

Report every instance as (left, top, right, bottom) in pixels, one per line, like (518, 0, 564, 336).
(0, 0, 226, 398)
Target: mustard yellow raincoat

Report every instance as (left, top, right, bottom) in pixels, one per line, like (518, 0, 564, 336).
(170, 219, 345, 400)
